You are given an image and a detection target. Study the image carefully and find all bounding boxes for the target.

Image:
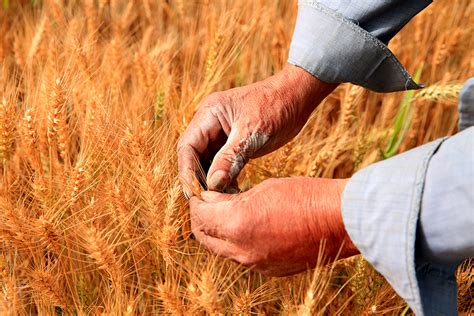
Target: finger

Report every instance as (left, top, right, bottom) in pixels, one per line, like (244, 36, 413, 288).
(200, 190, 236, 203)
(177, 144, 200, 198)
(177, 111, 224, 197)
(189, 195, 242, 239)
(192, 228, 239, 259)
(189, 196, 228, 237)
(190, 197, 250, 265)
(207, 130, 269, 192)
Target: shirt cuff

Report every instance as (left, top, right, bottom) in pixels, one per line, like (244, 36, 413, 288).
(341, 138, 446, 316)
(288, 1, 422, 92)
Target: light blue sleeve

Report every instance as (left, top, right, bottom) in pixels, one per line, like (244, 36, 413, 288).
(288, 0, 431, 92)
(341, 137, 447, 316)
(341, 79, 474, 315)
(414, 79, 474, 314)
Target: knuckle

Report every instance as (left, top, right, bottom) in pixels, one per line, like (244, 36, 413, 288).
(260, 177, 280, 187)
(237, 255, 250, 266)
(202, 92, 227, 109)
(190, 224, 199, 238)
(256, 267, 273, 277)
(177, 130, 193, 152)
(219, 150, 238, 165)
(189, 207, 200, 226)
(207, 91, 224, 102)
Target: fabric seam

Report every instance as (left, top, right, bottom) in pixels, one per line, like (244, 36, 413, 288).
(405, 137, 448, 311)
(297, 1, 419, 89)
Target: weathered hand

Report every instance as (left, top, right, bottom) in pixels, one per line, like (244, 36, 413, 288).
(189, 177, 359, 276)
(178, 64, 337, 196)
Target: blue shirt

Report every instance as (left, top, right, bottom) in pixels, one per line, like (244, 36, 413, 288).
(288, 1, 474, 315)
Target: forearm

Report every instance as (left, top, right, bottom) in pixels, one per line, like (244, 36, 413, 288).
(306, 178, 359, 261)
(332, 179, 360, 259)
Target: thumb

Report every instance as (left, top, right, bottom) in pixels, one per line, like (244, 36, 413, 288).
(207, 130, 269, 191)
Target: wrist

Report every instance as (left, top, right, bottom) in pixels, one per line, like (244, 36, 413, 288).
(333, 179, 359, 258)
(306, 177, 359, 260)
(271, 64, 338, 113)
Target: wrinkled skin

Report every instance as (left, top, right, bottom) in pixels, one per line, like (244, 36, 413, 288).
(178, 64, 359, 276)
(190, 177, 359, 276)
(177, 64, 337, 196)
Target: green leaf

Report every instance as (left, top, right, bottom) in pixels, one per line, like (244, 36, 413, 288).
(381, 64, 423, 159)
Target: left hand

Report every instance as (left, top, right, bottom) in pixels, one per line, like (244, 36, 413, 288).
(177, 65, 336, 197)
(189, 177, 359, 276)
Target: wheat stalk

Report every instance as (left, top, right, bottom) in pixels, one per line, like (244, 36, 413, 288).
(0, 0, 471, 313)
(47, 78, 69, 163)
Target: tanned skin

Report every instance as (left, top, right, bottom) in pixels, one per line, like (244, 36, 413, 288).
(178, 64, 359, 276)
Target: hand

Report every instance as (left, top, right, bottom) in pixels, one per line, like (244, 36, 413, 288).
(189, 177, 359, 276)
(178, 64, 337, 196)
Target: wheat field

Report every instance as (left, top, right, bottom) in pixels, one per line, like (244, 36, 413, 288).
(0, 0, 472, 314)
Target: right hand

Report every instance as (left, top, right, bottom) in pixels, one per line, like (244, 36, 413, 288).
(189, 177, 359, 276)
(177, 64, 337, 197)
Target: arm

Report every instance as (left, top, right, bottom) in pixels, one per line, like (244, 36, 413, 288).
(185, 2, 471, 315)
(178, 1, 433, 194)
(189, 127, 472, 314)
(343, 79, 474, 315)
(342, 79, 474, 315)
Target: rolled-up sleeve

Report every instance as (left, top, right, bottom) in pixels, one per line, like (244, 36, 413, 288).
(341, 79, 474, 315)
(417, 129, 474, 264)
(288, 0, 431, 92)
(341, 137, 447, 316)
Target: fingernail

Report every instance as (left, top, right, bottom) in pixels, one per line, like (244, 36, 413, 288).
(208, 170, 230, 191)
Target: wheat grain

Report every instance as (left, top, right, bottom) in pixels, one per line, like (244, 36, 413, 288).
(157, 282, 184, 315)
(84, 226, 122, 285)
(35, 216, 61, 254)
(47, 78, 69, 163)
(413, 83, 463, 103)
(0, 0, 471, 313)
(67, 164, 87, 205)
(0, 97, 16, 165)
(27, 16, 47, 64)
(30, 270, 66, 309)
(197, 270, 221, 315)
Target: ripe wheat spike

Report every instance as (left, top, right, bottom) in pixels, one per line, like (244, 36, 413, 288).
(0, 0, 472, 314)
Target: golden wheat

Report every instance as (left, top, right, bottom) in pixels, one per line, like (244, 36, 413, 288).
(0, 0, 472, 314)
